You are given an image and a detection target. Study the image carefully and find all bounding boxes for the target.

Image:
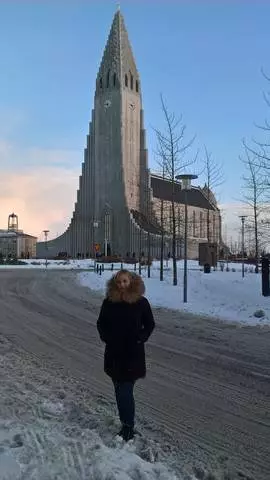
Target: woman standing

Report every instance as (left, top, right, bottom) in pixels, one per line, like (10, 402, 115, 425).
(97, 269, 155, 442)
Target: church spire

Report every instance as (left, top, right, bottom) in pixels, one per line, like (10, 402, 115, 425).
(96, 9, 139, 93)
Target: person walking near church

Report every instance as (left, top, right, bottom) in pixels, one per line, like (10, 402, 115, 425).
(97, 269, 155, 442)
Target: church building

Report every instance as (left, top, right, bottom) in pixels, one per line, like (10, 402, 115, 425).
(37, 9, 221, 259)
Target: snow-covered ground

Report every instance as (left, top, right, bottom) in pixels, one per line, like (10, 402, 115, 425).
(1, 258, 269, 326)
(78, 260, 270, 326)
(0, 335, 182, 480)
(0, 259, 94, 270)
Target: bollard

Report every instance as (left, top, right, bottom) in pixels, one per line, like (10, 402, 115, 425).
(121, 263, 123, 270)
(134, 263, 137, 271)
(102, 264, 104, 272)
(99, 265, 102, 275)
(204, 263, 211, 274)
(96, 263, 99, 274)
(262, 257, 270, 296)
(111, 263, 114, 271)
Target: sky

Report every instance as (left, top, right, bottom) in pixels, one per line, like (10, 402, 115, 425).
(0, 0, 270, 241)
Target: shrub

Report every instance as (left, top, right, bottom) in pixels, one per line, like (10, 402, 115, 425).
(123, 257, 138, 264)
(96, 255, 122, 264)
(140, 258, 152, 266)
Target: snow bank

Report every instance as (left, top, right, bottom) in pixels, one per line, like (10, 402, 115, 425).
(0, 335, 180, 480)
(78, 260, 270, 326)
(1, 256, 268, 326)
(0, 418, 178, 480)
(0, 259, 95, 270)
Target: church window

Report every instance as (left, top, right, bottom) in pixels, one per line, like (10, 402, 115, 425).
(113, 73, 116, 86)
(193, 211, 196, 237)
(136, 80, 139, 92)
(125, 74, 128, 87)
(177, 207, 181, 235)
(99, 77, 103, 89)
(200, 211, 203, 237)
(130, 72, 134, 90)
(107, 70, 110, 88)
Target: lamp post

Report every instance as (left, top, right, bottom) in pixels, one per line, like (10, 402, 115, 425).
(176, 174, 198, 303)
(43, 230, 49, 269)
(239, 215, 247, 278)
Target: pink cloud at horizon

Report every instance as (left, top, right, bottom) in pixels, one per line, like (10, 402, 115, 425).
(0, 167, 79, 241)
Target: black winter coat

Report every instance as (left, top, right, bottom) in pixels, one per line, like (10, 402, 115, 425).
(97, 276, 155, 382)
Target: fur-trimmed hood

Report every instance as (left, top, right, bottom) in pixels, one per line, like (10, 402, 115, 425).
(106, 272, 145, 304)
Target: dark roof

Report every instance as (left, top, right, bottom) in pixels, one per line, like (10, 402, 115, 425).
(131, 209, 162, 235)
(150, 175, 216, 211)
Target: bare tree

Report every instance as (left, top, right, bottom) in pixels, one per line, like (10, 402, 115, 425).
(244, 69, 270, 174)
(159, 165, 165, 281)
(154, 95, 196, 286)
(240, 146, 265, 272)
(203, 147, 224, 244)
(241, 69, 270, 256)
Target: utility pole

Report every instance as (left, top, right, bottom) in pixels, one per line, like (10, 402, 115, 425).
(43, 230, 49, 270)
(176, 174, 198, 303)
(183, 189, 188, 302)
(147, 176, 151, 278)
(160, 165, 165, 281)
(239, 216, 247, 278)
(139, 226, 142, 275)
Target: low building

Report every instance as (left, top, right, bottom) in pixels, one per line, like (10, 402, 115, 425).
(0, 214, 37, 259)
(0, 230, 37, 259)
(150, 175, 221, 259)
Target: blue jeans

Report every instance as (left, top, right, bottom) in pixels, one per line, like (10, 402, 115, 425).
(113, 381, 135, 427)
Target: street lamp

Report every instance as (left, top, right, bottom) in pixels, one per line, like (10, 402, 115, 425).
(176, 174, 198, 303)
(43, 230, 49, 269)
(239, 215, 247, 279)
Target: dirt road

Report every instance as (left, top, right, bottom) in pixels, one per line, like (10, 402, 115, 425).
(0, 270, 269, 479)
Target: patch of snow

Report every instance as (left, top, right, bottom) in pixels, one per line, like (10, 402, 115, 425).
(41, 400, 64, 416)
(0, 259, 95, 270)
(0, 451, 21, 480)
(0, 335, 181, 480)
(78, 260, 270, 326)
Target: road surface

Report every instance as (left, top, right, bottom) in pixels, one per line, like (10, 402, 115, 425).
(0, 269, 269, 479)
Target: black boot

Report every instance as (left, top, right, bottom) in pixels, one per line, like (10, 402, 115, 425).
(121, 424, 134, 442)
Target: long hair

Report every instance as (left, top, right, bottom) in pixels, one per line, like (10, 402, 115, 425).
(106, 270, 145, 303)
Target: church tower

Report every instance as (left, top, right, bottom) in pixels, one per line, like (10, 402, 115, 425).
(91, 8, 150, 254)
(37, 9, 157, 258)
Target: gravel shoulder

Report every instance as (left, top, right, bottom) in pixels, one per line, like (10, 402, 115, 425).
(0, 269, 269, 479)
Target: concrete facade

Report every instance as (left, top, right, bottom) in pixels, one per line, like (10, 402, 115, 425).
(0, 231, 37, 258)
(37, 10, 155, 259)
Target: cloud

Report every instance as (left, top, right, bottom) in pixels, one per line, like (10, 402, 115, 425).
(220, 201, 254, 244)
(0, 141, 81, 240)
(0, 135, 248, 246)
(0, 139, 79, 170)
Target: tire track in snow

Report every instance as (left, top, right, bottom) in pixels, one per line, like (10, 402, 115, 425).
(0, 270, 269, 479)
